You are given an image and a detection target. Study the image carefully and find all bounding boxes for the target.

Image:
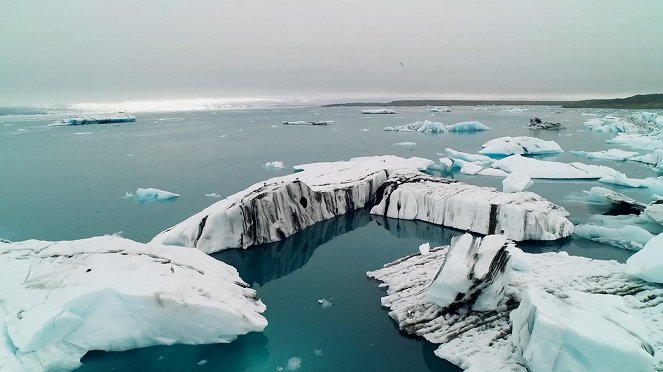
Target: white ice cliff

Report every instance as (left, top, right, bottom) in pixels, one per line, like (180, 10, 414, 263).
(0, 236, 267, 372)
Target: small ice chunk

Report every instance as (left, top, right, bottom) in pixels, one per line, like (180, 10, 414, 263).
(360, 128, 370, 132)
(445, 148, 494, 164)
(626, 232, 663, 283)
(445, 121, 490, 132)
(439, 157, 453, 168)
(197, 360, 207, 366)
(264, 161, 285, 169)
(135, 188, 180, 202)
(362, 108, 397, 114)
(205, 193, 222, 198)
(502, 171, 533, 193)
(419, 242, 430, 255)
(317, 298, 333, 308)
(285, 357, 302, 370)
(455, 160, 484, 175)
(394, 142, 416, 146)
(570, 148, 639, 161)
(314, 348, 323, 356)
(73, 132, 93, 135)
(121, 192, 134, 199)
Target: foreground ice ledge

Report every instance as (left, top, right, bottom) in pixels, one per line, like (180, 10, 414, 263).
(0, 236, 267, 372)
(153, 156, 573, 254)
(367, 239, 663, 371)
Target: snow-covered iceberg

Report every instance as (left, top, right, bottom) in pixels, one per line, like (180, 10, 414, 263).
(264, 161, 285, 169)
(384, 120, 490, 133)
(361, 108, 397, 114)
(479, 136, 563, 156)
(152, 156, 433, 253)
(491, 155, 620, 179)
(49, 112, 136, 126)
(574, 224, 653, 251)
(426, 234, 511, 312)
(282, 120, 333, 125)
(370, 172, 573, 241)
(368, 241, 663, 371)
(511, 287, 654, 372)
(626, 232, 663, 284)
(0, 236, 267, 372)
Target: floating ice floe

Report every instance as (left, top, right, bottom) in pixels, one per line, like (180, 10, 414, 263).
(361, 109, 397, 114)
(585, 186, 646, 215)
(444, 148, 494, 165)
(384, 120, 490, 133)
(502, 171, 533, 193)
(428, 106, 451, 113)
(282, 121, 333, 125)
(511, 287, 655, 372)
(574, 224, 653, 251)
(0, 236, 266, 371)
(626, 232, 663, 283)
(491, 154, 619, 179)
(479, 136, 563, 156)
(153, 156, 572, 254)
(394, 141, 417, 146)
(367, 236, 663, 371)
(370, 172, 573, 241)
(264, 161, 285, 169)
(134, 187, 180, 202)
(584, 115, 639, 133)
(570, 148, 640, 161)
(49, 112, 136, 126)
(527, 117, 565, 130)
(205, 193, 222, 199)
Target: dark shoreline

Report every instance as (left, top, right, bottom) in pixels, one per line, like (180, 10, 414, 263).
(322, 93, 663, 109)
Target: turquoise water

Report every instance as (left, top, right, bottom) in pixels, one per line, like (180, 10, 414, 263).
(0, 105, 654, 371)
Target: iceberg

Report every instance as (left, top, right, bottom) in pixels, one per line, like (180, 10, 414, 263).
(584, 115, 639, 133)
(426, 234, 511, 312)
(428, 106, 451, 112)
(282, 121, 333, 125)
(479, 136, 563, 156)
(49, 112, 136, 126)
(491, 155, 620, 179)
(264, 161, 285, 169)
(586, 186, 647, 215)
(0, 236, 266, 372)
(384, 120, 490, 133)
(367, 240, 663, 371)
(134, 187, 180, 202)
(626, 232, 663, 283)
(443, 148, 494, 165)
(527, 117, 565, 130)
(502, 171, 533, 193)
(152, 156, 433, 253)
(394, 141, 416, 146)
(370, 172, 573, 241)
(598, 172, 650, 188)
(511, 287, 654, 372)
(361, 108, 397, 114)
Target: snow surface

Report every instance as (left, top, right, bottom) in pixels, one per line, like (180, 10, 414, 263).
(626, 232, 663, 283)
(370, 172, 573, 241)
(491, 154, 620, 179)
(134, 187, 180, 202)
(152, 156, 433, 253)
(361, 109, 397, 114)
(511, 287, 654, 372)
(502, 172, 533, 193)
(0, 236, 267, 371)
(479, 136, 563, 156)
(368, 242, 663, 371)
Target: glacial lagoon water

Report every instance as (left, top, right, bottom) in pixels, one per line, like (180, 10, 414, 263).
(0, 105, 655, 371)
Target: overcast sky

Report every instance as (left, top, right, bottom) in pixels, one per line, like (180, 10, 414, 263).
(1, 0, 662, 105)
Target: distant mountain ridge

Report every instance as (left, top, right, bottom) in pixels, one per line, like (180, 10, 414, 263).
(323, 94, 663, 109)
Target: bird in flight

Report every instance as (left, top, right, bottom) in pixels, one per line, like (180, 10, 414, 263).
(400, 61, 406, 68)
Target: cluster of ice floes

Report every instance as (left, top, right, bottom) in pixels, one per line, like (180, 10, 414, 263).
(492, 155, 619, 179)
(384, 120, 490, 133)
(282, 120, 332, 125)
(361, 108, 397, 114)
(153, 156, 573, 254)
(49, 113, 136, 126)
(0, 236, 266, 371)
(428, 106, 451, 113)
(479, 136, 563, 156)
(368, 234, 663, 371)
(585, 111, 662, 134)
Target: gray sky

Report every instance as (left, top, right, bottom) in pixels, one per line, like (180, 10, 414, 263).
(1, 0, 662, 105)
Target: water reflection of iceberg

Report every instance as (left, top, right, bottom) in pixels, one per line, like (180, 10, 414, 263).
(372, 215, 465, 247)
(213, 209, 372, 286)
